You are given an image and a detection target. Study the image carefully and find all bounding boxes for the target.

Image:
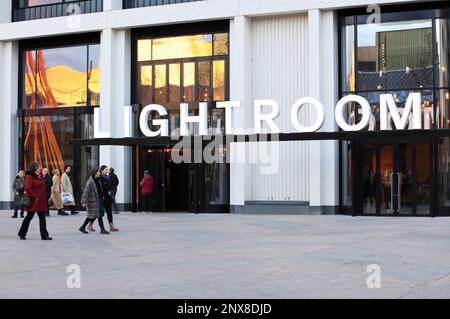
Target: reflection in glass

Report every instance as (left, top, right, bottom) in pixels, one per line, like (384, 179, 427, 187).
(24, 44, 100, 109)
(140, 65, 153, 106)
(155, 64, 166, 104)
(183, 62, 195, 102)
(341, 24, 355, 92)
(213, 60, 225, 101)
(436, 19, 450, 88)
(169, 64, 181, 103)
(152, 35, 213, 60)
(138, 39, 152, 62)
(23, 115, 74, 174)
(198, 61, 210, 102)
(357, 20, 433, 91)
(213, 33, 229, 55)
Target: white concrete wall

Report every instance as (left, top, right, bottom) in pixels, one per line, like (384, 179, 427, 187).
(250, 13, 311, 202)
(0, 41, 19, 207)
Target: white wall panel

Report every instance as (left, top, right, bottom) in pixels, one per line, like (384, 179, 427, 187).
(251, 14, 310, 202)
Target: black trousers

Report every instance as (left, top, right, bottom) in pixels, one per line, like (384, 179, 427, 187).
(142, 195, 153, 212)
(104, 201, 114, 224)
(13, 205, 24, 217)
(81, 217, 105, 230)
(18, 212, 49, 239)
(110, 189, 119, 213)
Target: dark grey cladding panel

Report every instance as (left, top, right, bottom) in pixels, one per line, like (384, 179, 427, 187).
(231, 203, 338, 215)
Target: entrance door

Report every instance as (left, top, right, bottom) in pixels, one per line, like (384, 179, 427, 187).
(358, 141, 431, 216)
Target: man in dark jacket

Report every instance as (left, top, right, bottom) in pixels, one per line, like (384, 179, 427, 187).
(42, 168, 53, 217)
(109, 168, 120, 214)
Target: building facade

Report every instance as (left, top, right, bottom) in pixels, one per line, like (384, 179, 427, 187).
(1, 0, 450, 216)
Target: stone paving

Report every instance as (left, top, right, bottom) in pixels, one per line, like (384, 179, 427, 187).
(1, 211, 450, 299)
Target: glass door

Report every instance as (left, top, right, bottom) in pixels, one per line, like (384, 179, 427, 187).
(360, 141, 431, 215)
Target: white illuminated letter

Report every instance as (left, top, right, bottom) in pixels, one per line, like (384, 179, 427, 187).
(254, 100, 280, 134)
(123, 106, 132, 138)
(216, 101, 241, 134)
(139, 104, 168, 137)
(180, 103, 208, 136)
(380, 93, 422, 130)
(290, 97, 324, 133)
(335, 95, 371, 131)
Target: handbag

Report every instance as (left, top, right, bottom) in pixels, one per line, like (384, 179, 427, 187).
(61, 192, 74, 205)
(20, 196, 32, 208)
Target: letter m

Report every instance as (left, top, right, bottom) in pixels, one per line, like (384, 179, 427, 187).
(380, 93, 422, 130)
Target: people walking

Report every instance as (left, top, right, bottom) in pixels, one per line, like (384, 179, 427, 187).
(61, 165, 79, 215)
(140, 170, 154, 213)
(98, 165, 119, 232)
(42, 168, 52, 217)
(12, 170, 25, 218)
(18, 162, 52, 240)
(109, 168, 120, 214)
(49, 169, 68, 216)
(79, 168, 109, 235)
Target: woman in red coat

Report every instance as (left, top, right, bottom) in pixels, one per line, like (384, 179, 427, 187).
(140, 170, 154, 213)
(18, 162, 52, 240)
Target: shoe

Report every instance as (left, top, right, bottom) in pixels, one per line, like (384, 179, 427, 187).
(21, 215, 24, 218)
(109, 223, 119, 232)
(41, 237, 53, 241)
(79, 228, 88, 234)
(11, 215, 18, 218)
(58, 211, 69, 216)
(18, 235, 26, 240)
(71, 211, 80, 215)
(100, 230, 110, 235)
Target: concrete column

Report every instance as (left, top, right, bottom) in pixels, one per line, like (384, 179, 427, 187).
(229, 16, 253, 212)
(103, 0, 123, 11)
(99, 29, 132, 209)
(308, 9, 339, 211)
(0, 41, 19, 209)
(0, 0, 12, 24)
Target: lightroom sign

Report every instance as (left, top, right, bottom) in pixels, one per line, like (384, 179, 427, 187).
(138, 92, 423, 137)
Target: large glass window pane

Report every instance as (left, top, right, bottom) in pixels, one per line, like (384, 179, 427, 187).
(36, 45, 88, 108)
(139, 65, 153, 106)
(138, 39, 152, 62)
(88, 44, 100, 106)
(152, 35, 213, 60)
(341, 24, 356, 92)
(23, 115, 74, 174)
(155, 64, 167, 104)
(213, 33, 229, 56)
(24, 50, 37, 109)
(438, 89, 450, 129)
(436, 19, 450, 88)
(357, 20, 433, 91)
(169, 63, 181, 103)
(438, 137, 450, 208)
(198, 61, 210, 102)
(213, 60, 225, 101)
(183, 62, 195, 102)
(25, 0, 63, 7)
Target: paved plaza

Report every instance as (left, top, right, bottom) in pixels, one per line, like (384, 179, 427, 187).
(1, 211, 450, 299)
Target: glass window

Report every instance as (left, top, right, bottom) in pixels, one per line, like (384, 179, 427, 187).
(23, 115, 74, 174)
(152, 34, 213, 61)
(138, 39, 152, 62)
(22, 0, 63, 7)
(357, 20, 433, 91)
(23, 43, 100, 109)
(88, 44, 100, 107)
(183, 62, 195, 102)
(169, 63, 181, 103)
(155, 64, 167, 104)
(341, 24, 355, 92)
(198, 61, 210, 102)
(213, 60, 225, 101)
(140, 65, 153, 106)
(436, 19, 450, 88)
(213, 33, 229, 55)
